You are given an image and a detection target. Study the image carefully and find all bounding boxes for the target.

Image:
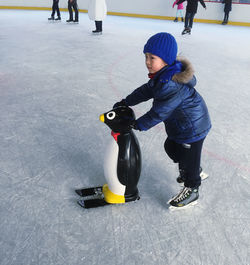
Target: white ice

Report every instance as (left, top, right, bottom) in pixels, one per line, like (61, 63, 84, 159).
(0, 9, 250, 265)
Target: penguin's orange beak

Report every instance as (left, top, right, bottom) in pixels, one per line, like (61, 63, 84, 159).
(99, 114, 105, 123)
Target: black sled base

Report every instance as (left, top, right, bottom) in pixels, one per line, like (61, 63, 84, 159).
(77, 198, 108, 208)
(75, 186, 107, 209)
(75, 186, 103, 197)
(75, 186, 140, 209)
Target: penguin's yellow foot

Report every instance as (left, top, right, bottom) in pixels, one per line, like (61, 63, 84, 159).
(102, 184, 125, 204)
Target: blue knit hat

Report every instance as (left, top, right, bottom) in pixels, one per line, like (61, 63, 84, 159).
(143, 32, 178, 65)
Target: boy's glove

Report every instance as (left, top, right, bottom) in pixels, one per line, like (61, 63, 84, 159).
(113, 99, 127, 109)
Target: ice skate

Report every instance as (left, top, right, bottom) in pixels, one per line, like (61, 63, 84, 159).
(173, 17, 178, 22)
(168, 186, 199, 209)
(92, 30, 102, 35)
(181, 28, 191, 35)
(92, 21, 102, 35)
(181, 28, 188, 35)
(66, 19, 73, 23)
(48, 16, 54, 21)
(55, 17, 61, 21)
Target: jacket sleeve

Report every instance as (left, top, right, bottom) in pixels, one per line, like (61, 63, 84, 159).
(176, 0, 185, 5)
(199, 0, 206, 8)
(186, 75, 197, 88)
(136, 83, 182, 131)
(125, 83, 153, 106)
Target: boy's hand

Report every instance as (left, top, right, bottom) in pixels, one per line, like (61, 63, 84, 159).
(113, 99, 127, 109)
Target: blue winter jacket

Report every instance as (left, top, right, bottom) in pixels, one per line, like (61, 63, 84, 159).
(124, 58, 211, 144)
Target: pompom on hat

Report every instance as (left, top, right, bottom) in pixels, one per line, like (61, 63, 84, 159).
(143, 32, 178, 65)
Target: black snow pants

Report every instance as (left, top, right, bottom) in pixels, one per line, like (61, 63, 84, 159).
(164, 137, 205, 188)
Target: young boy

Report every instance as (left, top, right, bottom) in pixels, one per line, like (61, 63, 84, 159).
(113, 32, 211, 209)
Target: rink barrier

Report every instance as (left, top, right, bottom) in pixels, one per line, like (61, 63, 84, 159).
(1, 6, 250, 27)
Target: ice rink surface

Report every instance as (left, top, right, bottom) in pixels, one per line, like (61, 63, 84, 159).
(0, 9, 250, 265)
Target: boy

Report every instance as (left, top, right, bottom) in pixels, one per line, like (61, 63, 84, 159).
(113, 32, 211, 209)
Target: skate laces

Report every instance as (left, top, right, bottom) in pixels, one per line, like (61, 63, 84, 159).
(174, 187, 192, 202)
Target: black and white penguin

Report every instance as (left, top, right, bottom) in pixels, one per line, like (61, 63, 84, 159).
(99, 106, 141, 204)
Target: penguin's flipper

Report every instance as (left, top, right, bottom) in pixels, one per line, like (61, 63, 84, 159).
(117, 134, 131, 186)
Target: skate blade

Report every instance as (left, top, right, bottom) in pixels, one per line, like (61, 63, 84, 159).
(77, 199, 85, 208)
(168, 200, 198, 211)
(200, 171, 209, 180)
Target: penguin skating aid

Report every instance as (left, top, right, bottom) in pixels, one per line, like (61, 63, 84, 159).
(76, 106, 141, 208)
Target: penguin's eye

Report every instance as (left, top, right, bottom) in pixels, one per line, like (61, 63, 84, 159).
(106, 111, 116, 120)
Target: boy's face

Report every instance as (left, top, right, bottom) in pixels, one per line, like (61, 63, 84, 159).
(145, 53, 167, 74)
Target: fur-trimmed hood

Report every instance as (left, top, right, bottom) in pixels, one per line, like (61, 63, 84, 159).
(172, 57, 195, 84)
(123, 55, 211, 143)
